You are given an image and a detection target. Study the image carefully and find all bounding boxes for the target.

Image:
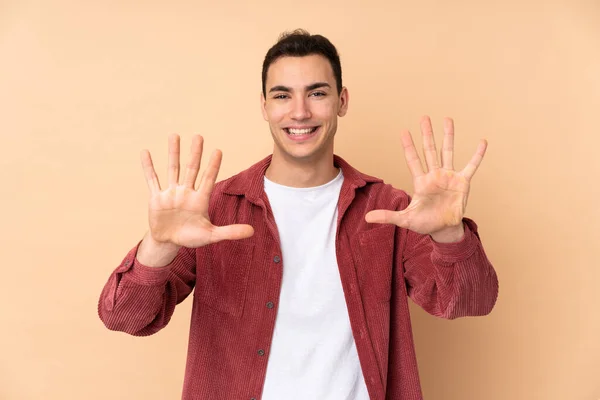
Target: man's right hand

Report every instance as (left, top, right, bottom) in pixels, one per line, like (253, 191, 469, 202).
(136, 134, 255, 267)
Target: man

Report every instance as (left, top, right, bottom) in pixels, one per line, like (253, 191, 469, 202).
(98, 29, 498, 400)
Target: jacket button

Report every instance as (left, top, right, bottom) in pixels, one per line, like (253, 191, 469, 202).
(273, 255, 281, 263)
(257, 349, 265, 356)
(266, 302, 274, 309)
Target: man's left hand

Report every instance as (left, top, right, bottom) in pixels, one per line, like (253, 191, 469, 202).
(365, 116, 487, 243)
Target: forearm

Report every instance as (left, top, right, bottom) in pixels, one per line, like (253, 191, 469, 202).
(404, 219, 499, 319)
(431, 243, 498, 319)
(98, 241, 196, 336)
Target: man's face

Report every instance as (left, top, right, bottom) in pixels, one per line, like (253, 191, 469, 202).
(261, 54, 349, 163)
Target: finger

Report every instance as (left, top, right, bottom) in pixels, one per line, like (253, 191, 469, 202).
(167, 134, 181, 187)
(197, 149, 223, 207)
(140, 149, 161, 195)
(183, 135, 204, 189)
(441, 117, 454, 170)
(420, 115, 439, 171)
(209, 224, 255, 244)
(365, 210, 401, 226)
(401, 130, 425, 178)
(366, 200, 420, 228)
(462, 139, 488, 180)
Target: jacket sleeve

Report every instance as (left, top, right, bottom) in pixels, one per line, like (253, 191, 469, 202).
(400, 218, 499, 319)
(97, 241, 197, 336)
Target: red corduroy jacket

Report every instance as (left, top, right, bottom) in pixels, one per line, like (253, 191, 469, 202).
(98, 154, 499, 400)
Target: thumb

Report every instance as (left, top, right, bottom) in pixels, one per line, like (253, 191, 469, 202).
(365, 210, 403, 226)
(365, 208, 414, 228)
(210, 224, 255, 244)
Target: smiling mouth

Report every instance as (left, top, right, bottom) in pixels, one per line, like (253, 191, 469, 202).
(284, 127, 319, 136)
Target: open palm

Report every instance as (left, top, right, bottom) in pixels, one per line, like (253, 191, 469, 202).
(142, 134, 254, 248)
(365, 116, 487, 237)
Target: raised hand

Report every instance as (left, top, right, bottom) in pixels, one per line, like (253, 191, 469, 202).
(141, 134, 254, 248)
(365, 116, 487, 242)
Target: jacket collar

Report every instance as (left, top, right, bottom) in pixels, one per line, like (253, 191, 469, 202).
(221, 154, 383, 203)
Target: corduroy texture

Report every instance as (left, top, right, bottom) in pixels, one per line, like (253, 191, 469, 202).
(98, 154, 499, 400)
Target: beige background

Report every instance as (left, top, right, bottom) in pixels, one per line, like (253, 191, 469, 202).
(1, 0, 599, 399)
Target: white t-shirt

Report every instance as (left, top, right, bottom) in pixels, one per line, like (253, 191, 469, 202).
(261, 169, 370, 400)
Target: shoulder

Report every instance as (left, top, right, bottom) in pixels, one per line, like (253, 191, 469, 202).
(209, 171, 248, 206)
(335, 154, 411, 212)
(354, 175, 412, 212)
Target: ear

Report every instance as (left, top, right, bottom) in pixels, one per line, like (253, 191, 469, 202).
(338, 87, 349, 117)
(260, 91, 268, 121)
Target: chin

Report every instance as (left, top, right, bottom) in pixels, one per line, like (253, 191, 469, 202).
(282, 143, 331, 162)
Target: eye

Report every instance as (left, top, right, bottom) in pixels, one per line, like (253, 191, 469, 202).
(273, 94, 289, 100)
(310, 91, 326, 97)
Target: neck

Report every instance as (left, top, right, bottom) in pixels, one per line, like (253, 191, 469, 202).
(265, 150, 338, 188)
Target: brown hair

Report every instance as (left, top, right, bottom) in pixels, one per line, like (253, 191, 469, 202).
(261, 29, 343, 96)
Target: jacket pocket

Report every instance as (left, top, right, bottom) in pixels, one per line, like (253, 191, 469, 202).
(196, 239, 255, 317)
(351, 224, 396, 302)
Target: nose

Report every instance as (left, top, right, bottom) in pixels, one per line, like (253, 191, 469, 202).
(290, 97, 312, 120)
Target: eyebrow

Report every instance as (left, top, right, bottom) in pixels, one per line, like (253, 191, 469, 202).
(268, 82, 331, 93)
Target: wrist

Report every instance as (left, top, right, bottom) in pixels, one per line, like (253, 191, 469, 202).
(430, 222, 465, 243)
(136, 232, 181, 267)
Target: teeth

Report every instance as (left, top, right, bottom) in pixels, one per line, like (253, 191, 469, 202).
(288, 127, 316, 135)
